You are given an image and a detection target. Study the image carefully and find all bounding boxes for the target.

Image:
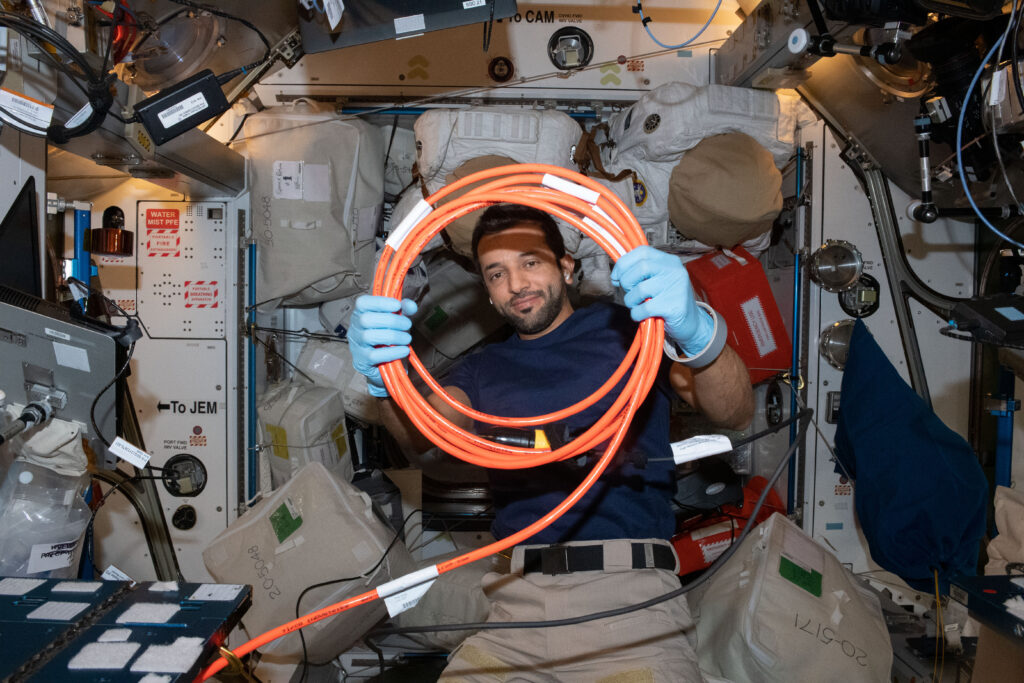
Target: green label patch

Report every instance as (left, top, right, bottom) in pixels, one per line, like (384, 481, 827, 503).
(269, 501, 302, 543)
(779, 555, 822, 597)
(424, 305, 449, 331)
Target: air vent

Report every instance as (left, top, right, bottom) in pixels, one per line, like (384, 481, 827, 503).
(0, 285, 41, 312)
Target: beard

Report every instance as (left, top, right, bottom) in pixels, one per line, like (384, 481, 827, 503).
(498, 284, 567, 336)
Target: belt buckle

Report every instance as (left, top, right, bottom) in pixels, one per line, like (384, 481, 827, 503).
(540, 545, 571, 575)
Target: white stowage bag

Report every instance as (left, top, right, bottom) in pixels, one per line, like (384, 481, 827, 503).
(294, 339, 382, 425)
(393, 107, 583, 258)
(256, 381, 353, 487)
(414, 107, 581, 189)
(605, 83, 802, 167)
(245, 101, 384, 310)
(203, 462, 416, 664)
(694, 513, 892, 683)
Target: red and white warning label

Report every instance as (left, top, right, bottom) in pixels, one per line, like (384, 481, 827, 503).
(184, 280, 219, 308)
(145, 209, 180, 257)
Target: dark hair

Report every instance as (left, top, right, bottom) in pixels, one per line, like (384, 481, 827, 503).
(471, 204, 566, 266)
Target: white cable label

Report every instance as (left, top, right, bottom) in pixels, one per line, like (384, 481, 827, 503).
(378, 565, 439, 617)
(66, 102, 94, 129)
(541, 173, 601, 205)
(101, 565, 135, 583)
(108, 437, 152, 469)
(670, 434, 733, 465)
(0, 87, 53, 129)
(990, 69, 1007, 106)
(157, 92, 209, 129)
(385, 199, 433, 250)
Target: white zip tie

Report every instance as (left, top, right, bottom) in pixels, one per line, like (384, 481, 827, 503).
(385, 199, 433, 251)
(541, 173, 601, 205)
(376, 565, 440, 598)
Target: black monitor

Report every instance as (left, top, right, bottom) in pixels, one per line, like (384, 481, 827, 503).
(0, 177, 42, 298)
(0, 285, 125, 466)
(299, 0, 518, 53)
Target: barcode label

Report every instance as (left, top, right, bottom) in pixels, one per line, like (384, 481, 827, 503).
(108, 437, 152, 468)
(382, 580, 434, 617)
(157, 92, 209, 129)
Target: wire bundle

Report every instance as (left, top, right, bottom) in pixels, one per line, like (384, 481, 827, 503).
(0, 10, 115, 141)
(199, 163, 664, 679)
(375, 163, 664, 469)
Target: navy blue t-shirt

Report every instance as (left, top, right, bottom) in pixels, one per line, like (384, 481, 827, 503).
(444, 302, 676, 544)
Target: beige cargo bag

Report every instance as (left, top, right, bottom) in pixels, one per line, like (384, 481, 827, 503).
(203, 463, 415, 663)
(245, 101, 384, 310)
(668, 133, 782, 248)
(694, 513, 892, 683)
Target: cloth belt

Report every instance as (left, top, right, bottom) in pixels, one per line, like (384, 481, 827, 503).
(521, 541, 676, 575)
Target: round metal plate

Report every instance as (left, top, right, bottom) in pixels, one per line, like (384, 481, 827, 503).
(809, 239, 864, 293)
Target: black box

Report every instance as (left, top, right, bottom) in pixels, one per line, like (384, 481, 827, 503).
(134, 69, 229, 145)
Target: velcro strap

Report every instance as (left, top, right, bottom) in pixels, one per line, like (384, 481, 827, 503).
(522, 542, 675, 575)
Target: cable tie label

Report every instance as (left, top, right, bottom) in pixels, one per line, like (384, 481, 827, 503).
(66, 102, 94, 129)
(669, 434, 732, 465)
(378, 566, 439, 617)
(108, 437, 152, 469)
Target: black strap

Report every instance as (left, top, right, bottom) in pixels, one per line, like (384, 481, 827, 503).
(522, 542, 675, 575)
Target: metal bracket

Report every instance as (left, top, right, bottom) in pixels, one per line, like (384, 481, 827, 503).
(841, 156, 963, 409)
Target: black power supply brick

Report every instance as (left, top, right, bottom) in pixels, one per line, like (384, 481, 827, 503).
(133, 69, 229, 145)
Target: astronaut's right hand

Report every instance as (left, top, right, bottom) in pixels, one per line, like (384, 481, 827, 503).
(348, 295, 418, 398)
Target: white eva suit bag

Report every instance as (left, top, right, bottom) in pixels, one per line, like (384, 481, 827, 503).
(392, 107, 583, 252)
(694, 513, 892, 683)
(592, 84, 806, 252)
(202, 462, 416, 664)
(244, 100, 384, 310)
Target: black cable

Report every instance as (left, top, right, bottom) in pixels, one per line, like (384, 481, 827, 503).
(730, 409, 807, 450)
(294, 507, 421, 683)
(99, 4, 120, 76)
(227, 113, 251, 144)
(252, 333, 314, 383)
(363, 411, 812, 679)
(89, 341, 135, 449)
(482, 0, 495, 52)
(0, 11, 115, 142)
(806, 0, 830, 38)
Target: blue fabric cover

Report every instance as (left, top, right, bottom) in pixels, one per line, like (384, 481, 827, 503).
(834, 319, 987, 591)
(445, 302, 676, 544)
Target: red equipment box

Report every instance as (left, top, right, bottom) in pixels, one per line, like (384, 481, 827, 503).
(685, 247, 792, 384)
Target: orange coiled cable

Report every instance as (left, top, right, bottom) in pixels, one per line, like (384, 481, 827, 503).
(200, 163, 664, 680)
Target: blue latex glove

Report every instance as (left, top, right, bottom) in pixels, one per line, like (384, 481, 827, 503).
(348, 295, 419, 398)
(610, 246, 714, 355)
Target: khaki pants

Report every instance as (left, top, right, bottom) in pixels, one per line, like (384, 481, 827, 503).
(439, 539, 702, 683)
